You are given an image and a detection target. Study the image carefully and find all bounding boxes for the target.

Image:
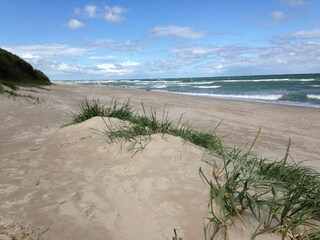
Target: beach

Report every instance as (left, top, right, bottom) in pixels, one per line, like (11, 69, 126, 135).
(0, 83, 319, 240)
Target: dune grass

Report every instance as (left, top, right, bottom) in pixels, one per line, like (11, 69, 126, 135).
(0, 87, 41, 103)
(201, 139, 320, 240)
(0, 79, 19, 91)
(71, 98, 320, 240)
(0, 80, 44, 104)
(71, 97, 134, 124)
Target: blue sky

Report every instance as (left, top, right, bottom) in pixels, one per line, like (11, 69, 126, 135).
(1, 0, 320, 80)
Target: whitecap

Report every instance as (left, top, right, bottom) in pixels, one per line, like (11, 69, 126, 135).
(213, 78, 315, 83)
(153, 85, 167, 89)
(153, 91, 282, 101)
(193, 86, 221, 89)
(307, 94, 320, 100)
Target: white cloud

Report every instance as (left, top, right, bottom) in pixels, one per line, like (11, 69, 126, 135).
(199, 42, 320, 75)
(85, 5, 98, 18)
(150, 40, 320, 76)
(73, 4, 127, 23)
(5, 31, 320, 79)
(5, 44, 87, 56)
(105, 6, 127, 23)
(68, 19, 85, 29)
(174, 46, 219, 59)
(3, 44, 142, 78)
(120, 61, 140, 67)
(271, 11, 287, 20)
(87, 39, 142, 51)
(38, 41, 320, 79)
(48, 60, 141, 77)
(272, 28, 320, 43)
(55, 63, 85, 74)
(3, 44, 88, 68)
(173, 45, 254, 62)
(150, 25, 207, 39)
(280, 0, 306, 6)
(286, 29, 320, 39)
(96, 61, 140, 75)
(89, 56, 117, 60)
(145, 60, 186, 73)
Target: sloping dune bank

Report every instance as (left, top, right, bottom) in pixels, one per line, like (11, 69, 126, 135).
(0, 84, 319, 240)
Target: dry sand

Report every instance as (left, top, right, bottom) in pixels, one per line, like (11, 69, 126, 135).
(0, 84, 319, 240)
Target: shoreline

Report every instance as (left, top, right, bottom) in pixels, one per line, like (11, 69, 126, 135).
(0, 83, 319, 239)
(151, 89, 320, 109)
(52, 81, 320, 109)
(52, 73, 320, 109)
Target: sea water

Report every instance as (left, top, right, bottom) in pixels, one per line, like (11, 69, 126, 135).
(59, 73, 320, 108)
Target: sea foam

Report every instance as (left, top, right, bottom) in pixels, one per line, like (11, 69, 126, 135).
(194, 86, 221, 89)
(307, 94, 320, 100)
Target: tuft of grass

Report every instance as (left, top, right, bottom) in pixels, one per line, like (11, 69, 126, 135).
(105, 97, 134, 121)
(170, 126, 222, 154)
(70, 97, 134, 125)
(104, 102, 222, 154)
(0, 80, 19, 91)
(201, 138, 320, 240)
(0, 81, 44, 104)
(4, 89, 19, 97)
(71, 98, 108, 124)
(2, 89, 41, 103)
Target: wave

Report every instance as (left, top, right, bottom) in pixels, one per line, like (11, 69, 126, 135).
(183, 81, 214, 85)
(59, 77, 318, 86)
(193, 86, 221, 89)
(307, 94, 320, 100)
(310, 85, 320, 88)
(61, 80, 120, 85)
(154, 90, 282, 101)
(210, 78, 316, 83)
(205, 94, 283, 100)
(152, 85, 167, 89)
(153, 90, 319, 107)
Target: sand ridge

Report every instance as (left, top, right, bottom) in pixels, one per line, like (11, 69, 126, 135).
(0, 115, 209, 239)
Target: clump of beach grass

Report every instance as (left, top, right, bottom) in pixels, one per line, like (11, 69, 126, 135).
(0, 80, 19, 91)
(71, 98, 222, 152)
(0, 82, 43, 104)
(70, 97, 134, 124)
(71, 98, 320, 239)
(201, 137, 320, 240)
(71, 98, 108, 124)
(104, 102, 222, 155)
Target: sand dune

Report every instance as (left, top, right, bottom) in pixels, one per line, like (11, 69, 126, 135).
(0, 84, 319, 239)
(0, 116, 209, 239)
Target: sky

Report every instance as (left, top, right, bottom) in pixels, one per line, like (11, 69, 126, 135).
(1, 0, 320, 80)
